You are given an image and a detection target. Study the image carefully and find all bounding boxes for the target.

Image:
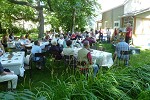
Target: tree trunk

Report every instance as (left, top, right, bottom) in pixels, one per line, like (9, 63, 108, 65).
(37, 1, 44, 38)
(71, 9, 76, 34)
(0, 22, 2, 34)
(38, 8, 44, 38)
(7, 0, 45, 38)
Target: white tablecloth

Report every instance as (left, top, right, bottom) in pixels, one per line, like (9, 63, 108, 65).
(74, 48, 113, 68)
(0, 52, 25, 77)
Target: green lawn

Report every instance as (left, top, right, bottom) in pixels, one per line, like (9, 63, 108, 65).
(0, 41, 150, 100)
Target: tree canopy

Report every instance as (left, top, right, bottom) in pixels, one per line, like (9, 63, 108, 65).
(0, 0, 101, 36)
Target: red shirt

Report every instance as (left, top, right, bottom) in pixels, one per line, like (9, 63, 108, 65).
(87, 52, 92, 64)
(71, 34, 76, 39)
(126, 27, 132, 38)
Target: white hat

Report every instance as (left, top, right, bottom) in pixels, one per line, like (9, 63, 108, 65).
(51, 39, 57, 46)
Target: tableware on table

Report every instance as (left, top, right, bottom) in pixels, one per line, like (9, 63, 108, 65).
(8, 61, 11, 63)
(14, 58, 18, 60)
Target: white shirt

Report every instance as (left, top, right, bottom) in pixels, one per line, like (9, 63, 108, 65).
(58, 38, 64, 46)
(0, 48, 3, 53)
(19, 39, 30, 45)
(63, 48, 74, 56)
(107, 31, 111, 37)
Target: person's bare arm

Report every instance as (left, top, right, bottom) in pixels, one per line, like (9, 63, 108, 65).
(1, 71, 13, 75)
(0, 43, 5, 53)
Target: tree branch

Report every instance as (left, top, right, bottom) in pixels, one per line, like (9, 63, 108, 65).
(11, 15, 38, 22)
(46, 0, 53, 11)
(7, 0, 37, 9)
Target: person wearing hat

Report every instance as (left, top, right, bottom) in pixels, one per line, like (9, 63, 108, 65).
(49, 39, 63, 60)
(113, 37, 130, 66)
(82, 34, 96, 46)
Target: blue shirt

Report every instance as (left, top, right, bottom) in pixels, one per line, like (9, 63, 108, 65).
(115, 41, 130, 59)
(31, 45, 42, 61)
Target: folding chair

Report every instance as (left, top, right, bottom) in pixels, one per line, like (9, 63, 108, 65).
(29, 52, 46, 79)
(0, 80, 12, 91)
(77, 61, 90, 79)
(63, 55, 77, 68)
(50, 51, 62, 61)
(25, 46, 32, 54)
(49, 51, 63, 68)
(118, 50, 130, 66)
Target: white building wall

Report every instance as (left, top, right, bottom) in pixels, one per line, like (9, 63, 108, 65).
(124, 0, 150, 14)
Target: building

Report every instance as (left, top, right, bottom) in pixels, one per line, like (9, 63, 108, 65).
(102, 5, 124, 29)
(101, 0, 150, 46)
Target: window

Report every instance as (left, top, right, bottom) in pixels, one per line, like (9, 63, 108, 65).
(104, 21, 108, 28)
(114, 21, 120, 28)
(123, 17, 133, 27)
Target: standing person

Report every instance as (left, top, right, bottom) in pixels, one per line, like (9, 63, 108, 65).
(125, 23, 132, 44)
(0, 62, 18, 91)
(114, 28, 118, 37)
(99, 28, 103, 42)
(106, 28, 111, 43)
(78, 41, 99, 77)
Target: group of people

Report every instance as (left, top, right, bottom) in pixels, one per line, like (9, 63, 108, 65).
(113, 23, 132, 66)
(0, 33, 31, 91)
(31, 31, 99, 76)
(0, 41, 18, 91)
(0, 23, 132, 91)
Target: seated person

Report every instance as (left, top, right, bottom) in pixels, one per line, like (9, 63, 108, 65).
(0, 41, 5, 56)
(43, 35, 50, 42)
(70, 33, 76, 40)
(77, 41, 99, 77)
(113, 37, 130, 66)
(62, 40, 77, 67)
(1, 34, 9, 48)
(63, 35, 69, 48)
(63, 40, 74, 55)
(25, 33, 31, 41)
(19, 35, 30, 45)
(0, 62, 18, 90)
(58, 35, 64, 48)
(75, 32, 82, 40)
(15, 42, 27, 54)
(15, 35, 30, 54)
(49, 39, 63, 60)
(31, 40, 45, 69)
(9, 33, 15, 41)
(82, 34, 96, 46)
